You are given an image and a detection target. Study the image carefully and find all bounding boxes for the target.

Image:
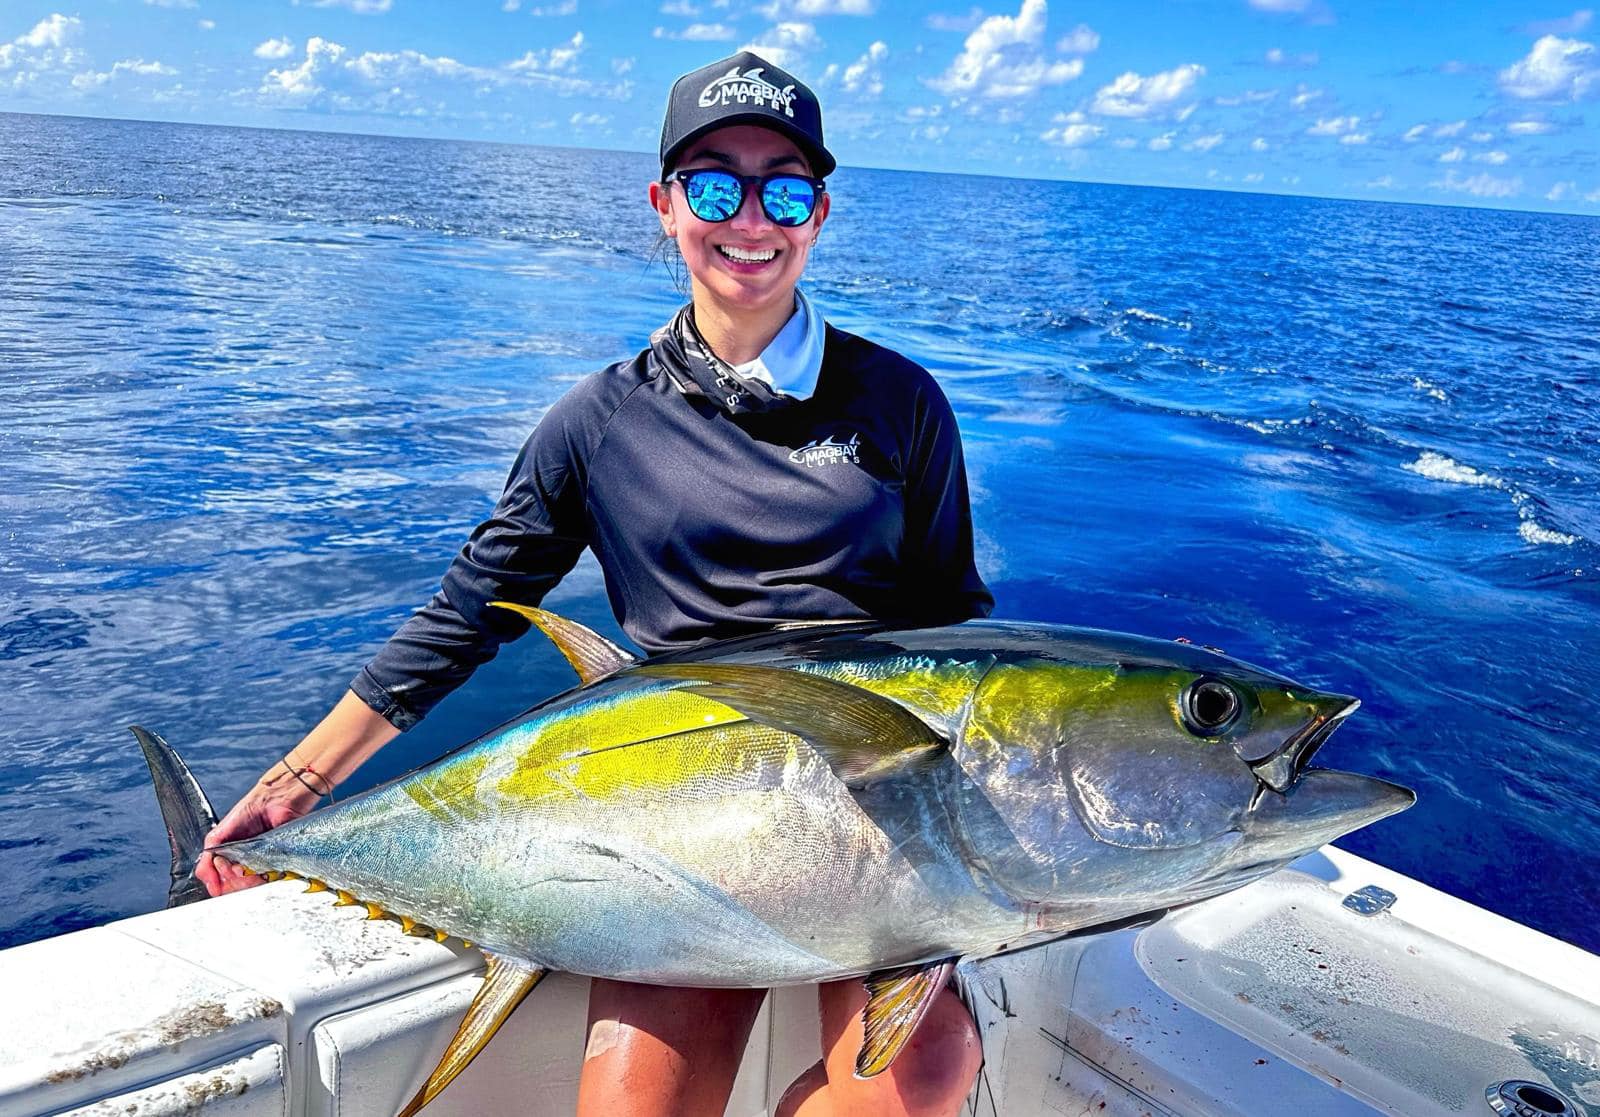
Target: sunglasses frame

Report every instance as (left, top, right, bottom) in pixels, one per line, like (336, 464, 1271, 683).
(663, 168, 828, 227)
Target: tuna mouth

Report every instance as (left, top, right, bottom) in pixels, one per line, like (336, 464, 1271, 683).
(1250, 695, 1360, 794)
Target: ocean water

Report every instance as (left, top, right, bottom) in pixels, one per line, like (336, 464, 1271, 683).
(2, 112, 1597, 954)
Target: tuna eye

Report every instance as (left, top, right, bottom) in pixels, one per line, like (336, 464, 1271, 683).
(1181, 678, 1241, 737)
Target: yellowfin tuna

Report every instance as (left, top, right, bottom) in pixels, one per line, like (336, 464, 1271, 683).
(135, 608, 1413, 1116)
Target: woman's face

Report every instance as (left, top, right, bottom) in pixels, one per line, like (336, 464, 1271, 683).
(650, 124, 830, 321)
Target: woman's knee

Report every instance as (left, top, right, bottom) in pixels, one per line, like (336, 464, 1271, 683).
(816, 982, 981, 1117)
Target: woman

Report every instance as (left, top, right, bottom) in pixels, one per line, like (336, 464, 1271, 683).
(198, 50, 990, 1117)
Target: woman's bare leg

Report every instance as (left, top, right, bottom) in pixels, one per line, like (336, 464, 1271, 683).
(775, 979, 981, 1117)
(576, 979, 768, 1117)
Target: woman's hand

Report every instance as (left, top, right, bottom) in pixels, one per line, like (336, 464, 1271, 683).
(194, 691, 403, 897)
(195, 774, 323, 896)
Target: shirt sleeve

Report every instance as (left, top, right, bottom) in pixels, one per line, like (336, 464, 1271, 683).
(350, 392, 594, 730)
(900, 371, 995, 623)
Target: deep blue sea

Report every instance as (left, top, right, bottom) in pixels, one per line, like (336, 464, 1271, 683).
(2, 112, 1597, 955)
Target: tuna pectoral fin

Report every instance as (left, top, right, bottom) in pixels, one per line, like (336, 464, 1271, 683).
(131, 726, 219, 908)
(396, 954, 548, 1117)
(487, 601, 636, 685)
(634, 663, 946, 787)
(855, 958, 958, 1078)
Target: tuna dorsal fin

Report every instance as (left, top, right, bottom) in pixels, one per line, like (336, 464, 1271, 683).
(396, 954, 547, 1117)
(855, 958, 958, 1078)
(632, 662, 946, 787)
(488, 602, 635, 685)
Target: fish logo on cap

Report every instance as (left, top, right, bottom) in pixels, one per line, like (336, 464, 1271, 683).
(698, 65, 797, 118)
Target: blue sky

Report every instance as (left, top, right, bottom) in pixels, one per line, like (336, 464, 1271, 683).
(2, 0, 1597, 213)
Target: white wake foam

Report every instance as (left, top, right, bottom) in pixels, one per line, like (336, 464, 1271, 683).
(1403, 451, 1578, 547)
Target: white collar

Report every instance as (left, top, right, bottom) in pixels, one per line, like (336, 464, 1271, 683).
(730, 288, 825, 400)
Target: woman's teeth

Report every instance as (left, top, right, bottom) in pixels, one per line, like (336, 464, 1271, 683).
(717, 245, 777, 263)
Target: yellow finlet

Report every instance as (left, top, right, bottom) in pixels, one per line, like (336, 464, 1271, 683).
(305, 879, 328, 894)
(433, 929, 450, 943)
(487, 602, 635, 685)
(332, 890, 357, 907)
(364, 902, 386, 920)
(263, 871, 282, 882)
(282, 871, 301, 881)
(395, 955, 547, 1117)
(399, 916, 417, 934)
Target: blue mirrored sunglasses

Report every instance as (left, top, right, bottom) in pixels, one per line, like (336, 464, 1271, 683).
(664, 169, 826, 227)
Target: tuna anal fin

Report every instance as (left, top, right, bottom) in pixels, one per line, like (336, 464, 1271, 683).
(488, 602, 635, 685)
(131, 726, 219, 908)
(633, 662, 946, 787)
(855, 958, 958, 1078)
(396, 954, 548, 1117)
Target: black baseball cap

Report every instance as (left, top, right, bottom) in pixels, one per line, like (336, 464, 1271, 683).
(659, 51, 836, 179)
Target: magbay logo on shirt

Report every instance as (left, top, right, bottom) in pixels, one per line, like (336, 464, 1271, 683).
(698, 66, 797, 118)
(789, 433, 861, 468)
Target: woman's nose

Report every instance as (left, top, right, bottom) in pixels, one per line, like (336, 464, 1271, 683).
(728, 185, 769, 231)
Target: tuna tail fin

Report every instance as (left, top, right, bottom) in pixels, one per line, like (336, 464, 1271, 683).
(131, 725, 219, 908)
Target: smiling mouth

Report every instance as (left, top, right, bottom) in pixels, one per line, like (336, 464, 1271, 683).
(717, 244, 778, 264)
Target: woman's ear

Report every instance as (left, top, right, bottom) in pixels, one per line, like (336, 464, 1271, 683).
(648, 180, 676, 238)
(809, 191, 831, 245)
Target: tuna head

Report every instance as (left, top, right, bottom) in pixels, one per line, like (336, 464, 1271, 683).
(950, 628, 1413, 909)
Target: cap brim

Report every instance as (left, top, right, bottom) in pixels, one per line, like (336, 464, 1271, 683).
(662, 113, 836, 178)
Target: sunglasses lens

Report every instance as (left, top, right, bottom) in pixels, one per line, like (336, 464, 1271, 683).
(684, 170, 741, 222)
(762, 176, 818, 226)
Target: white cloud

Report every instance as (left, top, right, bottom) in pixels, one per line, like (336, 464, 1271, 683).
(929, 0, 1085, 99)
(1474, 149, 1509, 164)
(1432, 169, 1523, 198)
(1507, 118, 1555, 134)
(294, 0, 393, 12)
(1249, 0, 1308, 10)
(260, 36, 345, 100)
(1057, 24, 1099, 53)
(1521, 10, 1594, 36)
(653, 23, 736, 40)
(1499, 35, 1597, 100)
(1469, 129, 1493, 142)
(1185, 131, 1224, 151)
(1433, 119, 1466, 136)
(760, 0, 874, 14)
(1042, 109, 1102, 146)
(570, 110, 608, 126)
(612, 56, 635, 75)
(660, 0, 698, 13)
(913, 122, 950, 141)
(1438, 146, 1465, 162)
(1264, 46, 1317, 67)
(143, 0, 197, 7)
(1251, 136, 1269, 150)
(839, 39, 887, 95)
(1288, 84, 1321, 108)
(508, 30, 585, 73)
(1113, 136, 1138, 148)
(1368, 174, 1395, 188)
(1214, 88, 1276, 106)
(1547, 180, 1577, 200)
(1339, 132, 1369, 144)
(198, 18, 216, 30)
(1402, 123, 1427, 141)
(925, 7, 985, 32)
(740, 21, 823, 70)
(73, 57, 177, 88)
(526, 0, 578, 13)
(254, 38, 296, 60)
(1243, 172, 1264, 183)
(0, 13, 83, 73)
(1149, 131, 1175, 150)
(1307, 113, 1359, 135)
(1091, 62, 1205, 117)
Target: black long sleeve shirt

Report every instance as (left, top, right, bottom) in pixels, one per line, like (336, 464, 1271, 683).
(351, 322, 992, 730)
